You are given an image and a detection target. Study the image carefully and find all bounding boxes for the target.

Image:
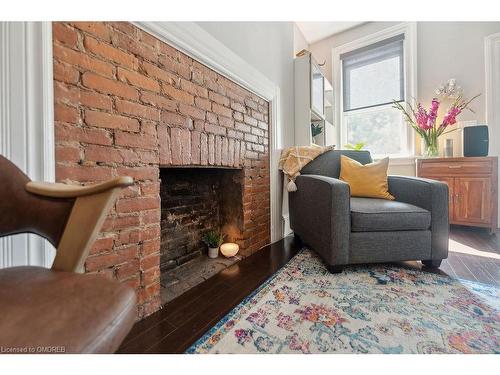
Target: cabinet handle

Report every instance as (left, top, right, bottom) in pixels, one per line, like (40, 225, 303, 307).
(448, 165, 462, 169)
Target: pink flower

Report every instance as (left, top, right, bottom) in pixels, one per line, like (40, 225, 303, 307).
(428, 98, 440, 127)
(430, 98, 440, 115)
(415, 104, 431, 130)
(442, 106, 461, 127)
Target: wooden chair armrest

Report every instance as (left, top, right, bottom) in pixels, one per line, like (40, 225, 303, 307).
(26, 177, 134, 198)
(24, 176, 134, 273)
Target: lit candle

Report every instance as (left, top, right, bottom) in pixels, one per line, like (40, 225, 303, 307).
(220, 242, 239, 258)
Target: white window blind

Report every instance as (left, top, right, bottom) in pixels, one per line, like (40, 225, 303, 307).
(341, 34, 405, 112)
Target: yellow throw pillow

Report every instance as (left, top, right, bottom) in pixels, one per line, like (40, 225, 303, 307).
(339, 155, 395, 200)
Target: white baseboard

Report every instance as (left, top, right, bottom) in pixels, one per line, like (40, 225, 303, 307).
(282, 214, 292, 237)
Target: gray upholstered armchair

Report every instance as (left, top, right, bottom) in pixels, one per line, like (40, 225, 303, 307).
(289, 150, 449, 273)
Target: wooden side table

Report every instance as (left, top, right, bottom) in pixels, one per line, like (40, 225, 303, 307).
(416, 156, 498, 234)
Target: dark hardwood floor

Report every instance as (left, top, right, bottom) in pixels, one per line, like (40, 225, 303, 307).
(439, 225, 499, 285)
(118, 225, 499, 354)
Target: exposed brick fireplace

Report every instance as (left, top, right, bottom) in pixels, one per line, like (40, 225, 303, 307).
(160, 167, 243, 271)
(52, 22, 271, 318)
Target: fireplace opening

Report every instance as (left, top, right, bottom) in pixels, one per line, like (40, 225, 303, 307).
(159, 167, 244, 303)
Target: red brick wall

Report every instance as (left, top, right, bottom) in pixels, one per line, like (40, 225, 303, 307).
(52, 22, 270, 319)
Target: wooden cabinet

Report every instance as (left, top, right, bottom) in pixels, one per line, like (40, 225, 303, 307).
(455, 177, 493, 225)
(416, 157, 498, 233)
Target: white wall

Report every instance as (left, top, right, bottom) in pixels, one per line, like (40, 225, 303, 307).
(417, 22, 500, 123)
(196, 22, 296, 237)
(293, 23, 309, 55)
(197, 22, 295, 148)
(309, 21, 500, 176)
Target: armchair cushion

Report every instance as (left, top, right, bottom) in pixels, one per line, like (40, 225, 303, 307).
(350, 197, 431, 232)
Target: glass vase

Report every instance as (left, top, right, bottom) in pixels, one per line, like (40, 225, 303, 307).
(421, 136, 439, 158)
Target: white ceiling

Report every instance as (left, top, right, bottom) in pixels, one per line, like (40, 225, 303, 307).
(295, 22, 366, 44)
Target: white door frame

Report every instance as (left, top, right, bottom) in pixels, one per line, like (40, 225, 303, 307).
(133, 22, 283, 242)
(485, 31, 500, 228)
(0, 22, 55, 268)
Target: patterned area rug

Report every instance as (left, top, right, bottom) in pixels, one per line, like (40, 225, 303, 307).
(187, 249, 500, 354)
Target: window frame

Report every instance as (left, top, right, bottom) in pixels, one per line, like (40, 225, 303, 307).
(332, 22, 417, 161)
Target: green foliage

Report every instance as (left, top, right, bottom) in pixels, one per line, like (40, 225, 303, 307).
(311, 123, 323, 137)
(344, 108, 401, 155)
(344, 142, 365, 150)
(202, 230, 225, 248)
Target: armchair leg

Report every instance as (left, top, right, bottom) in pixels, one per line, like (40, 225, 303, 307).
(422, 259, 442, 268)
(327, 265, 343, 274)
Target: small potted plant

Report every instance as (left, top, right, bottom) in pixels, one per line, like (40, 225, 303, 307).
(202, 230, 225, 259)
(344, 142, 365, 151)
(311, 123, 323, 138)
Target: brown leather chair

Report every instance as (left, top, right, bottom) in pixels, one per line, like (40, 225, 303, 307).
(0, 155, 136, 353)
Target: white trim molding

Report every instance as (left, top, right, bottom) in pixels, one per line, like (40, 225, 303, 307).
(332, 22, 418, 158)
(485, 31, 500, 228)
(0, 22, 55, 268)
(133, 22, 283, 241)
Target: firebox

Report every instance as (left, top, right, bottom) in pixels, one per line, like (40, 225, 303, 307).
(159, 167, 244, 302)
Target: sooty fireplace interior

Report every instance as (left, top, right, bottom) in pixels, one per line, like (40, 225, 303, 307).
(159, 167, 244, 303)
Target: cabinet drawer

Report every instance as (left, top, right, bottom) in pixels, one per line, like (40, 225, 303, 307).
(418, 160, 492, 176)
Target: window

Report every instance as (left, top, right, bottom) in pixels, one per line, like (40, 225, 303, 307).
(339, 32, 411, 158)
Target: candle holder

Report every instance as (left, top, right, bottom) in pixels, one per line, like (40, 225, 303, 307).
(220, 242, 239, 258)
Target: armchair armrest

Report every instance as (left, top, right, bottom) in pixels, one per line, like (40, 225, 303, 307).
(26, 177, 133, 198)
(27, 177, 134, 273)
(289, 175, 350, 265)
(388, 175, 449, 260)
(388, 175, 447, 211)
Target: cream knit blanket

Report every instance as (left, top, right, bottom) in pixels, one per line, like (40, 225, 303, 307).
(279, 145, 333, 192)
